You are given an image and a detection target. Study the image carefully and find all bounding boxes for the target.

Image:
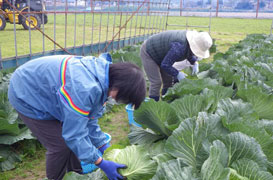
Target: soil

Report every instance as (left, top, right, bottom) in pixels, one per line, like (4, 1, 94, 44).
(9, 108, 129, 180)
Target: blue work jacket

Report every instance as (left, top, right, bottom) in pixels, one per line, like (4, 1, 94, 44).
(8, 55, 110, 164)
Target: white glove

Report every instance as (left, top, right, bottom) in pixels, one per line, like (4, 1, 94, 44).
(192, 62, 199, 75)
(177, 72, 187, 81)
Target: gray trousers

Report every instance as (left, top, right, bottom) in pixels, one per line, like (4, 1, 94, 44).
(18, 113, 82, 180)
(140, 41, 173, 97)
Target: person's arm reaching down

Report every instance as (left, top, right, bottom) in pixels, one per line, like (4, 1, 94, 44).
(161, 42, 188, 81)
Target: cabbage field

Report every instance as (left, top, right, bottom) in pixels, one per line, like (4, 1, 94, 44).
(0, 34, 272, 179)
(0, 71, 38, 172)
(64, 34, 273, 179)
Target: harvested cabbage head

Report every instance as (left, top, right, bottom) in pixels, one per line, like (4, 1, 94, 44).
(105, 145, 157, 180)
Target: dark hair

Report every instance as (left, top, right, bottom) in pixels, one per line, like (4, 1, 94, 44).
(109, 62, 146, 109)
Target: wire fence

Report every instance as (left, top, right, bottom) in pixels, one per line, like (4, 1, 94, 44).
(165, 0, 273, 37)
(167, 1, 212, 33)
(171, 0, 273, 19)
(1, 0, 272, 69)
(0, 0, 170, 69)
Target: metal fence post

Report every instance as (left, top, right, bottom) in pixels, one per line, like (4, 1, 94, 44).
(138, 3, 144, 37)
(98, 1, 103, 53)
(147, 1, 152, 35)
(185, 2, 189, 30)
(118, 12, 123, 49)
(129, 1, 134, 45)
(106, 1, 111, 50)
(112, 0, 118, 50)
(134, 1, 139, 44)
(151, 11, 156, 35)
(0, 46, 2, 69)
(180, 0, 183, 16)
(82, 0, 87, 55)
(74, 0, 78, 55)
(165, 0, 171, 30)
(162, 1, 168, 32)
(28, 0, 32, 58)
(216, 0, 219, 17)
(65, 0, 68, 48)
(256, 0, 260, 19)
(123, 1, 130, 47)
(148, 0, 150, 16)
(117, 0, 122, 48)
(158, 0, 164, 33)
(54, 0, 56, 53)
(270, 19, 273, 35)
(154, 0, 162, 34)
(42, 0, 45, 54)
(91, 0, 94, 54)
(209, 0, 212, 34)
(12, 0, 18, 65)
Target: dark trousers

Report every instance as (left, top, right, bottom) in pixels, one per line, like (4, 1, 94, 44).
(140, 41, 173, 97)
(18, 113, 82, 180)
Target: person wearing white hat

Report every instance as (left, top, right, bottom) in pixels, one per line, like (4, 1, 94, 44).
(140, 30, 212, 101)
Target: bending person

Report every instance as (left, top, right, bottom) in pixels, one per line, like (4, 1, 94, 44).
(140, 30, 212, 101)
(8, 54, 146, 180)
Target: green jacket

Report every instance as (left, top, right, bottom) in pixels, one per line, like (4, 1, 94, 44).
(145, 30, 191, 65)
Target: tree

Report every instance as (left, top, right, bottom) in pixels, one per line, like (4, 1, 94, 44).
(259, 2, 266, 9)
(197, 1, 203, 6)
(235, 2, 254, 10)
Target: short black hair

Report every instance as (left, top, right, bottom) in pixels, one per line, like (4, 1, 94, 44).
(109, 62, 146, 109)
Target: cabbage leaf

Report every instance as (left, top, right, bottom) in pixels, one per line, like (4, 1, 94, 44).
(134, 100, 179, 137)
(151, 159, 198, 180)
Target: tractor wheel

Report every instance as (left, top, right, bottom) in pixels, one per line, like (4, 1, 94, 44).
(44, 14, 48, 24)
(39, 14, 48, 24)
(22, 14, 41, 30)
(0, 15, 6, 31)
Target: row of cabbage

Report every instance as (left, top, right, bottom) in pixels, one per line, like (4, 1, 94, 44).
(0, 71, 38, 172)
(66, 34, 273, 179)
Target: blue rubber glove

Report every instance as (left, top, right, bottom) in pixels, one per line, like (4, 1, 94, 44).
(97, 159, 127, 180)
(177, 72, 187, 81)
(99, 143, 110, 155)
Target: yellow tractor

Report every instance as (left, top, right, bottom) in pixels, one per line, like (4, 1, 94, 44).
(0, 0, 48, 30)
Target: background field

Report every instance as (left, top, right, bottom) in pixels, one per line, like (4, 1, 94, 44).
(0, 15, 272, 58)
(0, 16, 272, 180)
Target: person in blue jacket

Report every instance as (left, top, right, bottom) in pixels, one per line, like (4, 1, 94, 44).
(8, 54, 146, 180)
(140, 30, 212, 101)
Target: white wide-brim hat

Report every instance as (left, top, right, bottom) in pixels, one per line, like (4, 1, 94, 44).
(186, 30, 213, 59)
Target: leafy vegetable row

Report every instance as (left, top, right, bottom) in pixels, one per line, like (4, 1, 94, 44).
(65, 34, 273, 179)
(0, 72, 36, 172)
